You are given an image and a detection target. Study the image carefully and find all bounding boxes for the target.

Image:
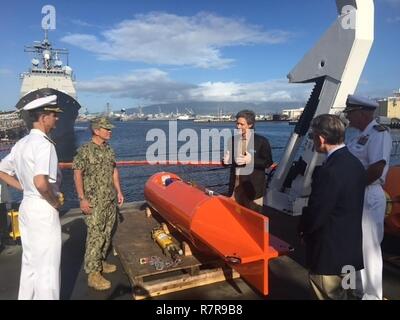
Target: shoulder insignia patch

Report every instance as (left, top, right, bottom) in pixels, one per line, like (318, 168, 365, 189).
(357, 135, 369, 145)
(373, 124, 388, 132)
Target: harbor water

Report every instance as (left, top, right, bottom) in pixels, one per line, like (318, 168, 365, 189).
(1, 120, 400, 212)
(62, 120, 293, 211)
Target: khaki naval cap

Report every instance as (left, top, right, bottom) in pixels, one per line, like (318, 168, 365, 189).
(343, 94, 379, 113)
(22, 95, 63, 113)
(90, 117, 115, 130)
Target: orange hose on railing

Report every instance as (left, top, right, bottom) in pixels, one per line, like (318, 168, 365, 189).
(59, 160, 224, 170)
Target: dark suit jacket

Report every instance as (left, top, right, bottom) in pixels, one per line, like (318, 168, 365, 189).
(299, 147, 366, 275)
(227, 133, 273, 200)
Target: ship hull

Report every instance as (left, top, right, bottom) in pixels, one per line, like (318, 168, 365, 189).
(15, 88, 81, 161)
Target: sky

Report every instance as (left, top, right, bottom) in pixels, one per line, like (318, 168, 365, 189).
(0, 0, 399, 113)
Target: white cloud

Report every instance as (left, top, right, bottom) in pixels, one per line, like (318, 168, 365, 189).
(77, 69, 195, 102)
(358, 78, 369, 86)
(0, 68, 12, 76)
(77, 69, 312, 104)
(62, 12, 291, 69)
(190, 80, 312, 102)
(70, 19, 96, 28)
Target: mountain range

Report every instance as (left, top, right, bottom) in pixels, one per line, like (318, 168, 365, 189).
(124, 101, 305, 115)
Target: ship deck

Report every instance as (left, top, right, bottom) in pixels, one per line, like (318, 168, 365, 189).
(0, 201, 399, 300)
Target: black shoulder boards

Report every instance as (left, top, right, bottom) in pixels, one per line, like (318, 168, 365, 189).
(373, 124, 388, 132)
(43, 135, 56, 145)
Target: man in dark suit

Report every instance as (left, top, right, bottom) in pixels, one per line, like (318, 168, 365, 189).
(299, 114, 366, 300)
(223, 110, 273, 213)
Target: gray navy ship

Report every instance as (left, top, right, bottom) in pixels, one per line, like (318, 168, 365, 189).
(15, 30, 81, 161)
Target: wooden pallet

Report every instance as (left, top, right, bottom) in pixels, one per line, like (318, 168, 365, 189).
(113, 202, 239, 300)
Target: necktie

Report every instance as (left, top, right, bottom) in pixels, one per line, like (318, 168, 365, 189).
(241, 135, 247, 155)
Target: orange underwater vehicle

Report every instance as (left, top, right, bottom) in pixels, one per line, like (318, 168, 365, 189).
(383, 166, 400, 236)
(144, 172, 291, 296)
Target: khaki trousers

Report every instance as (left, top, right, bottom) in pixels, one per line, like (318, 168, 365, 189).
(232, 176, 263, 213)
(309, 273, 347, 300)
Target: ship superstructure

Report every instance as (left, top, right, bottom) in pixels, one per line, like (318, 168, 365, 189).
(15, 30, 81, 161)
(19, 31, 77, 98)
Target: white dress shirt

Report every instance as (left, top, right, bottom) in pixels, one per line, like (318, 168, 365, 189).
(0, 129, 59, 199)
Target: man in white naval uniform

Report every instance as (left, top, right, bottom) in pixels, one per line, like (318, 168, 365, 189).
(344, 94, 392, 300)
(0, 95, 63, 300)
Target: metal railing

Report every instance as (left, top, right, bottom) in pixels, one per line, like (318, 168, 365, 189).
(392, 140, 400, 157)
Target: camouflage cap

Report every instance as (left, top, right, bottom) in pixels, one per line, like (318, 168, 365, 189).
(90, 117, 115, 130)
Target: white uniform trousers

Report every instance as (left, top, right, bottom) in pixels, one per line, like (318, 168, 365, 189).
(356, 184, 385, 300)
(18, 197, 61, 300)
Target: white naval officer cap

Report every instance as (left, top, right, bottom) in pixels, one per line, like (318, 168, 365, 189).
(343, 94, 379, 113)
(22, 95, 63, 113)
